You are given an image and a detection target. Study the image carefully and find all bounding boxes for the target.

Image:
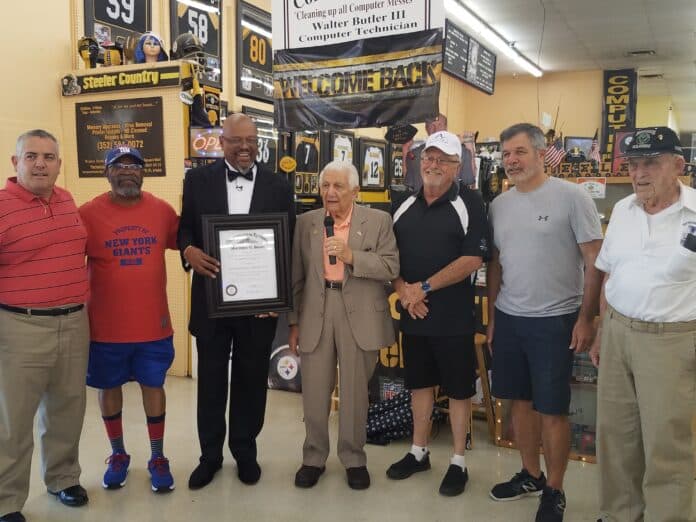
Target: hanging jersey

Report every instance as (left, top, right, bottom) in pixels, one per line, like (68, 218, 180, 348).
(295, 135, 319, 173)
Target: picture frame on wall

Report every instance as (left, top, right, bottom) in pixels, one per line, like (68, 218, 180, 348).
(170, 0, 222, 86)
(387, 142, 405, 187)
(330, 130, 355, 165)
(241, 105, 278, 173)
(236, 0, 273, 102)
(294, 131, 321, 195)
(358, 138, 388, 191)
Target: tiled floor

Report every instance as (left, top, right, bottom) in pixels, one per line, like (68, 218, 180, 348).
(21, 376, 605, 521)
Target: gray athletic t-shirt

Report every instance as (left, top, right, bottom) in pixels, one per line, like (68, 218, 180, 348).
(489, 176, 602, 317)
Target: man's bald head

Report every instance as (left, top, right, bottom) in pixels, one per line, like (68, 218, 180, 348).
(220, 113, 259, 172)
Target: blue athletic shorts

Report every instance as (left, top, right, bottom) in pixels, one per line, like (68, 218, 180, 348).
(491, 309, 577, 415)
(86, 336, 174, 389)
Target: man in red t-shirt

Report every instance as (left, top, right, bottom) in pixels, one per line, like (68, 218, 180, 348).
(79, 146, 179, 493)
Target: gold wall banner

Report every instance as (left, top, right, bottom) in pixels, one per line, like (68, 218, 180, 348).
(61, 64, 180, 96)
(75, 96, 165, 177)
(274, 29, 443, 131)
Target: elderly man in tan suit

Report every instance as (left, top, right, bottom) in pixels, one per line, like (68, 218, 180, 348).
(288, 160, 399, 490)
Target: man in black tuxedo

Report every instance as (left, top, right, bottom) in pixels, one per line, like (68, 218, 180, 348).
(178, 113, 295, 489)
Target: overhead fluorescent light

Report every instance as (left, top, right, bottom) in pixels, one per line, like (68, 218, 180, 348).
(444, 0, 543, 78)
(176, 0, 220, 15)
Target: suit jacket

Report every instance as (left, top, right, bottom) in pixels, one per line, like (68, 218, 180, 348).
(288, 204, 399, 353)
(178, 160, 296, 337)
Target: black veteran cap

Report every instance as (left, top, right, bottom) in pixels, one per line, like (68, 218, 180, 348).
(622, 126, 683, 157)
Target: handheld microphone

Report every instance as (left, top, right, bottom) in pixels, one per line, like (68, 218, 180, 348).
(324, 215, 336, 265)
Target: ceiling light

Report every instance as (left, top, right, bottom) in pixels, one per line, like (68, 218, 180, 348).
(444, 0, 543, 77)
(627, 49, 656, 57)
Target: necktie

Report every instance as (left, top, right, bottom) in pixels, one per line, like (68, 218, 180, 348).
(227, 168, 253, 182)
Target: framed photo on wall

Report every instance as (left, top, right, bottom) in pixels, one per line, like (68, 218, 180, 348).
(358, 138, 388, 191)
(241, 106, 278, 173)
(84, 0, 151, 47)
(564, 136, 593, 161)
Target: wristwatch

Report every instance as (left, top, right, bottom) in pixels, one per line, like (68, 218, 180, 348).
(421, 280, 432, 295)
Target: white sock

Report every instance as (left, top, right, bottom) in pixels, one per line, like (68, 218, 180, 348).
(410, 444, 428, 461)
(450, 454, 466, 469)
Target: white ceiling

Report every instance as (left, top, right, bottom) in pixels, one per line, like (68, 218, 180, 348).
(457, 0, 696, 132)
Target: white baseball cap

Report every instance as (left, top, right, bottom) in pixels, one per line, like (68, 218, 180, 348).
(424, 131, 461, 159)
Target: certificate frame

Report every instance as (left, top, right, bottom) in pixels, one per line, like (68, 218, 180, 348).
(202, 213, 292, 318)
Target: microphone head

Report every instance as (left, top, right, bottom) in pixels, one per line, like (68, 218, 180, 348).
(323, 215, 334, 227)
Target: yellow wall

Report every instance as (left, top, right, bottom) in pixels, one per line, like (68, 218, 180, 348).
(455, 71, 604, 140)
(636, 95, 672, 128)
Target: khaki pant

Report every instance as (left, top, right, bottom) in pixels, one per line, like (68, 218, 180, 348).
(597, 306, 696, 522)
(300, 289, 378, 469)
(0, 307, 89, 515)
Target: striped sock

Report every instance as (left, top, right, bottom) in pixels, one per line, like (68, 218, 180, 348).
(103, 411, 126, 454)
(147, 413, 166, 459)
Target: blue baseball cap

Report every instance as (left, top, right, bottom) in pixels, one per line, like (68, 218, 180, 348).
(105, 146, 145, 167)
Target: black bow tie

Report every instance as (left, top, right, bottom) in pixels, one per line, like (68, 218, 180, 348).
(227, 168, 253, 182)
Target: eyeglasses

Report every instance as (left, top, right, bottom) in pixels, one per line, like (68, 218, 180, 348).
(420, 155, 460, 166)
(221, 136, 258, 146)
(110, 163, 143, 170)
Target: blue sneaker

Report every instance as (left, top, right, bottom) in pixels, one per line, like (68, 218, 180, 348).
(148, 456, 175, 492)
(103, 453, 130, 489)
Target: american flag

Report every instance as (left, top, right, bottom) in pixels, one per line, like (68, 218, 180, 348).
(589, 130, 601, 163)
(545, 138, 566, 169)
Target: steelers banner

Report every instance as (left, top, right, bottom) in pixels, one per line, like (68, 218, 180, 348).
(600, 69, 637, 163)
(274, 29, 442, 131)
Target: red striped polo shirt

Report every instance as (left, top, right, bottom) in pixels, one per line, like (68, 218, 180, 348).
(0, 177, 88, 307)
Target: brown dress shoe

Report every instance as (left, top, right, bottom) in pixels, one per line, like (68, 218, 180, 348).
(346, 466, 370, 490)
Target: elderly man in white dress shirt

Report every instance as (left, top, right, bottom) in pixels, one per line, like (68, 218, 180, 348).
(590, 126, 696, 522)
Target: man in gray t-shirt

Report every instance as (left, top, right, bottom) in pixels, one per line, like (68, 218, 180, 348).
(486, 123, 603, 521)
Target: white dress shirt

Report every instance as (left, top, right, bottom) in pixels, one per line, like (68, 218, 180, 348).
(225, 161, 257, 214)
(595, 183, 696, 321)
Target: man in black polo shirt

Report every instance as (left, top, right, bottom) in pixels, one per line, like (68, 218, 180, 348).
(387, 131, 488, 496)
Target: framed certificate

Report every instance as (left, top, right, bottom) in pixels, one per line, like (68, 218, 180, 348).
(358, 138, 388, 191)
(202, 213, 292, 317)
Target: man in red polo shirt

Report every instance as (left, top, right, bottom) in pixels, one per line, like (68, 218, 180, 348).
(80, 146, 179, 494)
(0, 129, 90, 522)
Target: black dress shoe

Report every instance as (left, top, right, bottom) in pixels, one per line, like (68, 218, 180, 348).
(346, 466, 370, 490)
(188, 460, 222, 490)
(236, 459, 261, 485)
(0, 512, 25, 522)
(294, 465, 325, 488)
(48, 484, 88, 507)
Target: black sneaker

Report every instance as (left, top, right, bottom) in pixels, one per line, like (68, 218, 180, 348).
(535, 486, 566, 522)
(438, 465, 468, 496)
(386, 452, 431, 480)
(489, 468, 546, 501)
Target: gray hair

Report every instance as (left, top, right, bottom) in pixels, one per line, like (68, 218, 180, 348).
(500, 123, 546, 151)
(16, 129, 60, 157)
(319, 160, 359, 189)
